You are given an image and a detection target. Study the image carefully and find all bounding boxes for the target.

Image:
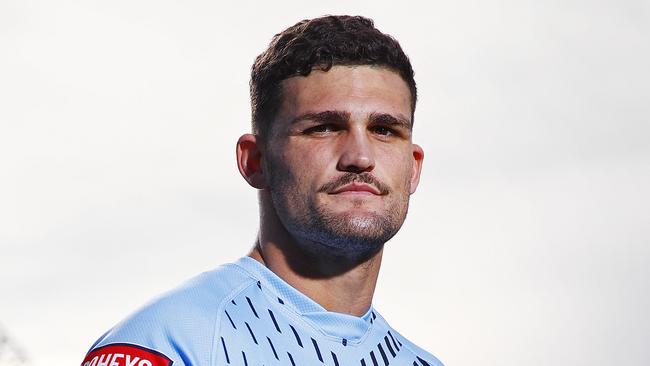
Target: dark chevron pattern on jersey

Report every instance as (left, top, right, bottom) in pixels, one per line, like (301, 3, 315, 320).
(218, 278, 436, 366)
(86, 257, 442, 366)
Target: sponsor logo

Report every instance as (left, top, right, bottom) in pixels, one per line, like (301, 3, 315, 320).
(81, 344, 172, 366)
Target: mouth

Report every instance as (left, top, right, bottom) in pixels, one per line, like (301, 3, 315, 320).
(319, 172, 390, 196)
(329, 182, 382, 195)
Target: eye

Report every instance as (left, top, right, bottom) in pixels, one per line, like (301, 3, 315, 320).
(303, 124, 338, 135)
(371, 125, 395, 136)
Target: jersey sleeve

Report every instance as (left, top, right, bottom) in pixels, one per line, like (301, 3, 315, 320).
(397, 334, 445, 366)
(81, 272, 230, 366)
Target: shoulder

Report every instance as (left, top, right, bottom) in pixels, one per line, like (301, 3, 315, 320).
(83, 263, 256, 366)
(373, 311, 445, 366)
(397, 334, 445, 366)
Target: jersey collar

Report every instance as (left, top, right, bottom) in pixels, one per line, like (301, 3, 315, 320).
(234, 256, 375, 342)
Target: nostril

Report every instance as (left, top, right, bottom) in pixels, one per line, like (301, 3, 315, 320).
(337, 155, 375, 173)
(344, 165, 366, 174)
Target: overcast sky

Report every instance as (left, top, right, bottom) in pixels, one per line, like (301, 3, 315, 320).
(1, 1, 649, 365)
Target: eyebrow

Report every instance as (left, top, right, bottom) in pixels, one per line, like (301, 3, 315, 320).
(289, 110, 351, 125)
(290, 110, 412, 130)
(368, 112, 412, 130)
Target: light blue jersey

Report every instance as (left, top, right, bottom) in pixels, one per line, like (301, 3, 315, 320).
(83, 257, 443, 366)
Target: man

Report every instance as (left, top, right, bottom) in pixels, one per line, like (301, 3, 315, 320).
(82, 15, 443, 366)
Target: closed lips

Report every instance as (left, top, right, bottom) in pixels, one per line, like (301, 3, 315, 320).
(329, 182, 381, 195)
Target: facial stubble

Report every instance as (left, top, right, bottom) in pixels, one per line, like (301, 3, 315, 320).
(266, 159, 411, 262)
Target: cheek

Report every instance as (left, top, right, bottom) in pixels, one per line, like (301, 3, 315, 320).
(377, 146, 414, 185)
(269, 158, 314, 197)
(281, 144, 335, 182)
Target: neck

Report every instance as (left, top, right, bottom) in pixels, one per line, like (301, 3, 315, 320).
(249, 192, 383, 317)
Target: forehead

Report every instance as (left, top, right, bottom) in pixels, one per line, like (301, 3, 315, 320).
(276, 66, 413, 125)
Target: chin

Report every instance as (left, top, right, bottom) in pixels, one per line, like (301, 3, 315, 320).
(295, 214, 401, 262)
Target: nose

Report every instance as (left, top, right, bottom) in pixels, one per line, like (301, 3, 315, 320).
(336, 128, 375, 173)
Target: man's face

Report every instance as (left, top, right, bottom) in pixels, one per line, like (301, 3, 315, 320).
(263, 65, 423, 260)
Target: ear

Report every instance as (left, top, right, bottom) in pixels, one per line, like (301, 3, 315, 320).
(236, 134, 267, 189)
(409, 143, 424, 194)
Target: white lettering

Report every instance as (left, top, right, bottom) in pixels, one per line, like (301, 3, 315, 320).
(138, 360, 152, 366)
(97, 353, 111, 366)
(125, 355, 140, 366)
(110, 353, 124, 366)
(83, 362, 90, 366)
(88, 356, 99, 366)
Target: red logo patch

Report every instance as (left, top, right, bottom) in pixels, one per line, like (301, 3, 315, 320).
(81, 344, 173, 366)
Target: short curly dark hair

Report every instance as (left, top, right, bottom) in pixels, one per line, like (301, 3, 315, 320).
(250, 15, 417, 139)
